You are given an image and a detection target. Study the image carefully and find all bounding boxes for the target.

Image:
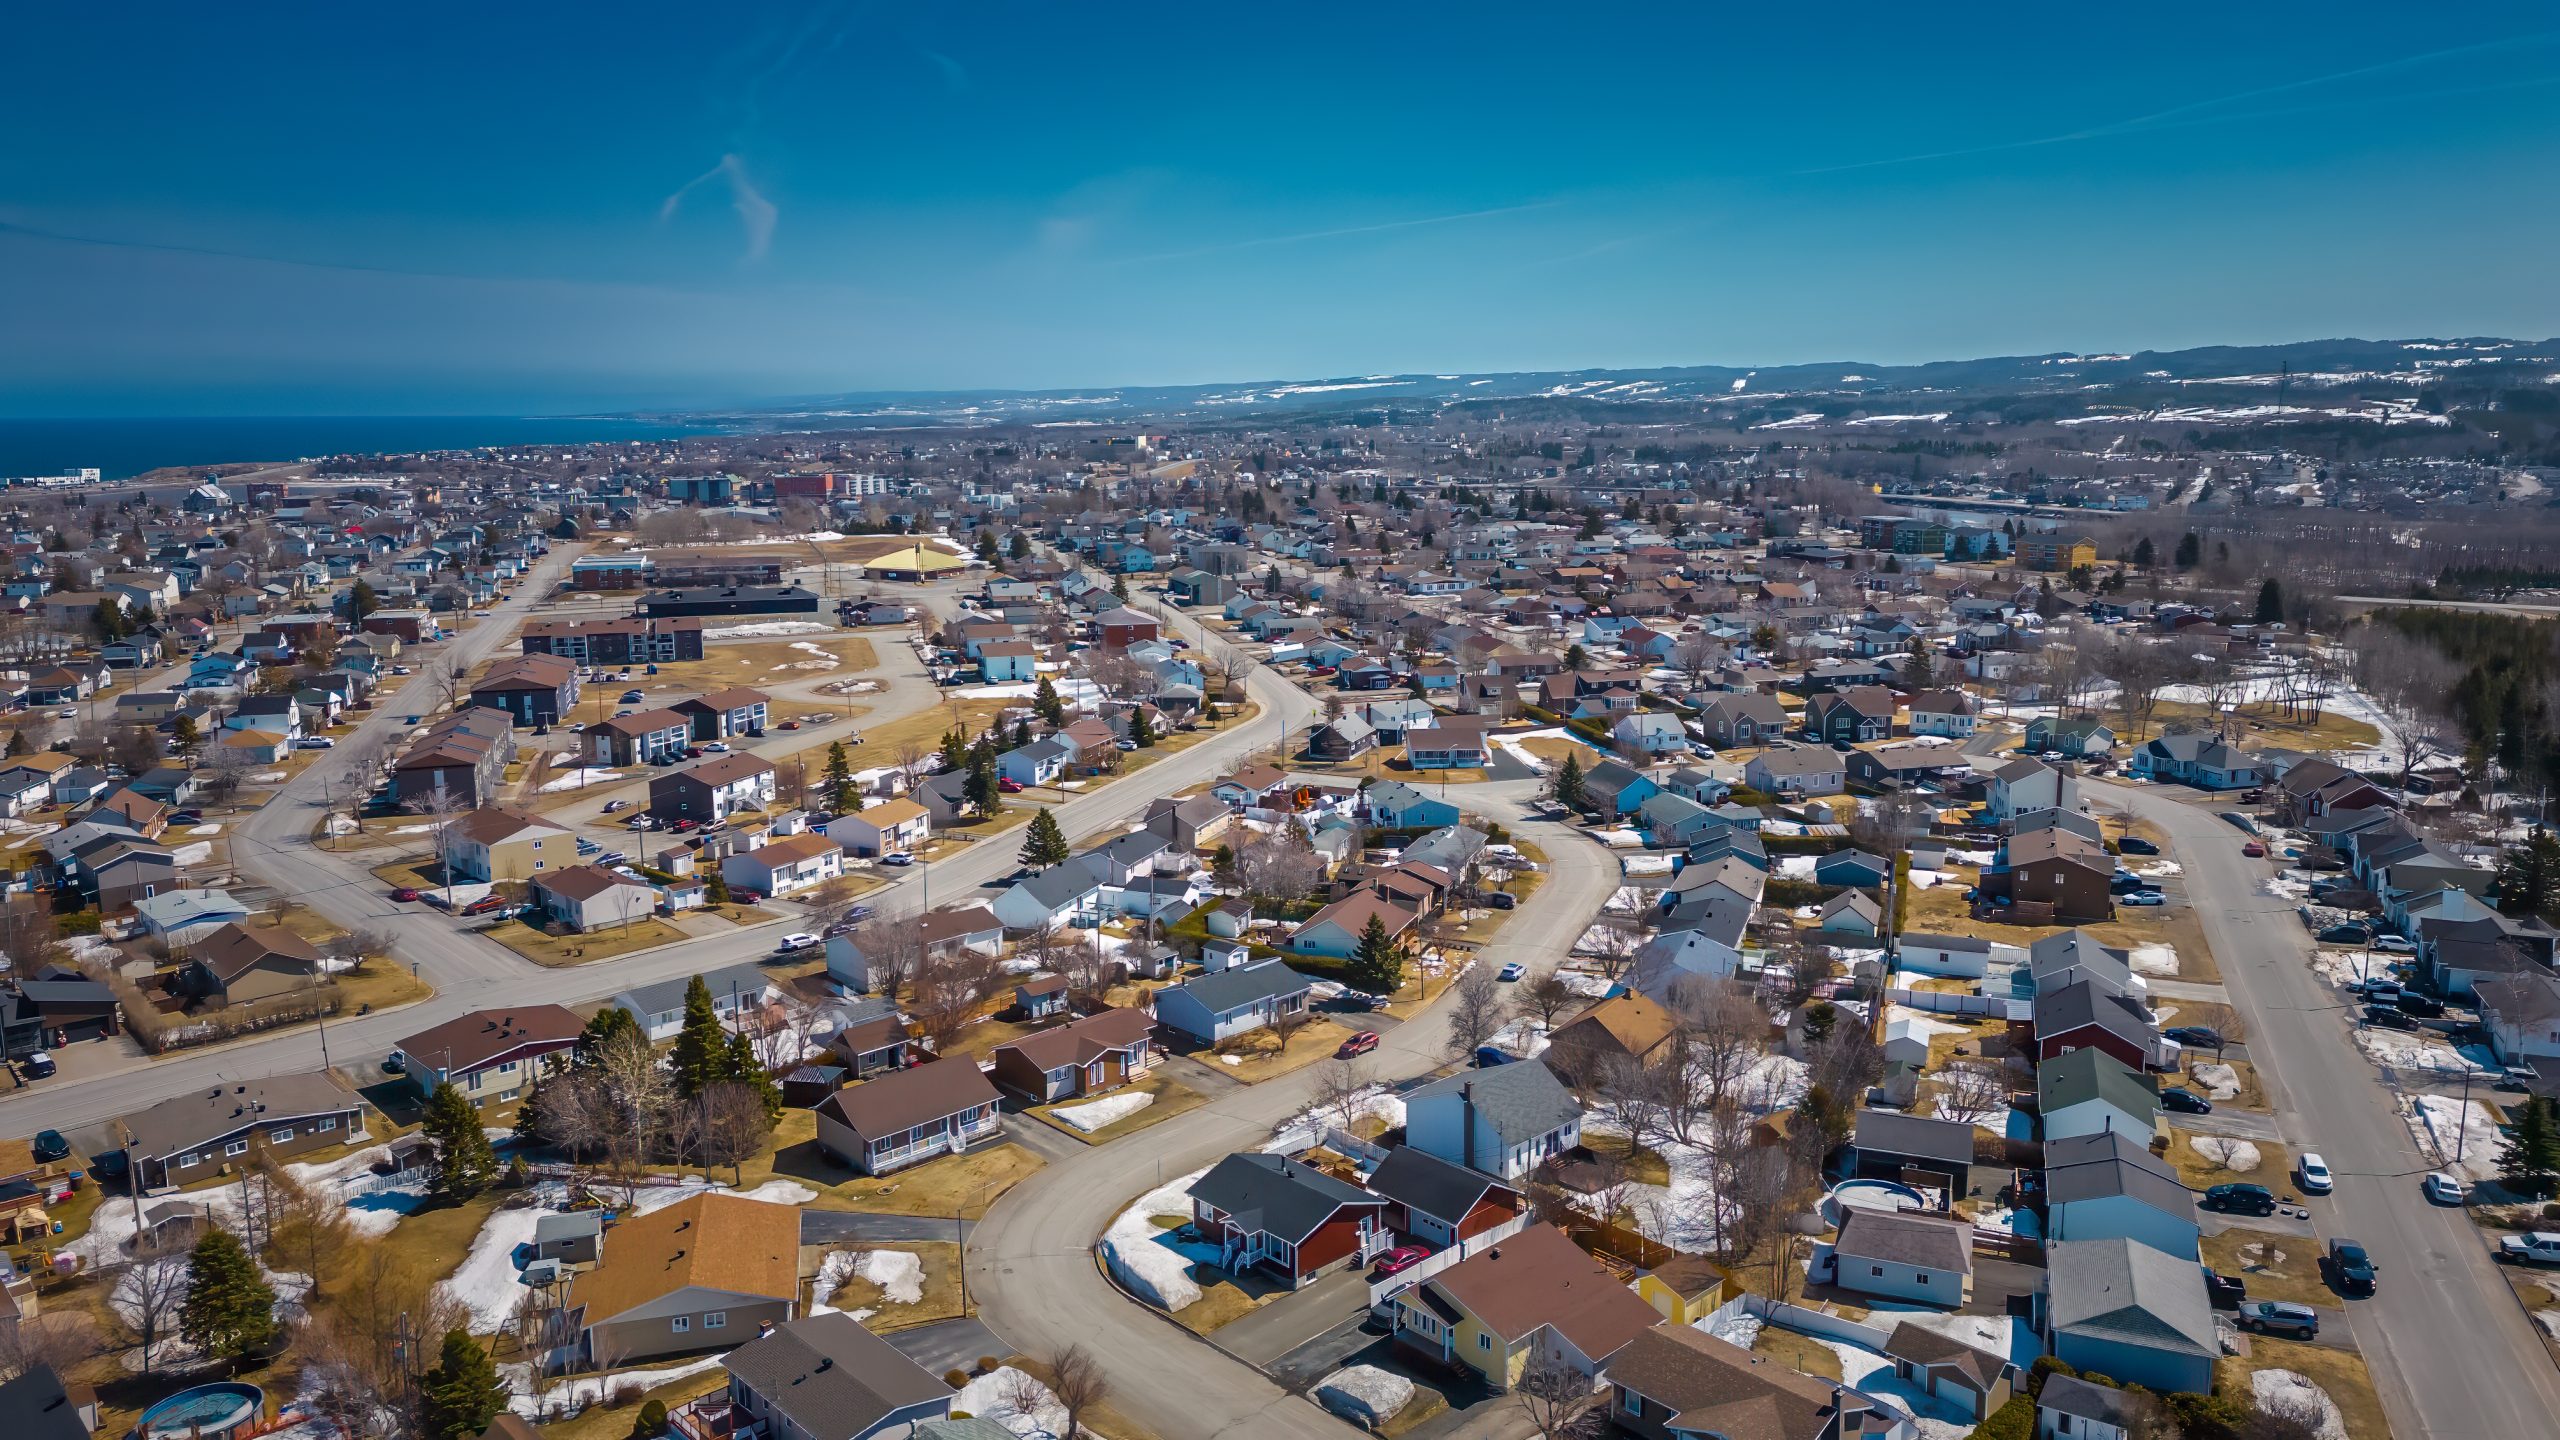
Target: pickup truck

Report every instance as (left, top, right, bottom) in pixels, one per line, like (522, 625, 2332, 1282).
(2499, 1232, 2560, 1265)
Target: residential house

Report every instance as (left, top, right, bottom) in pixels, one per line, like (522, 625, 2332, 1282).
(176, 922, 324, 1009)
(565, 1192, 798, 1365)
(2042, 1237, 2217, 1394)
(1404, 725, 1492, 770)
(1884, 1323, 2019, 1424)
(392, 708, 513, 809)
(1188, 1152, 1393, 1290)
(1743, 744, 1844, 797)
(2041, 1130, 2200, 1260)
(996, 736, 1070, 788)
(2036, 1047, 2161, 1145)
(1851, 1110, 1978, 1194)
(1999, 826, 2115, 922)
(131, 887, 253, 947)
(1695, 693, 1789, 748)
(1392, 1222, 1661, 1391)
(672, 687, 772, 741)
(1818, 1206, 1973, 1306)
(0, 1367, 99, 1440)
(1988, 756, 2078, 822)
(1363, 781, 1460, 831)
(649, 753, 779, 823)
(531, 865, 661, 931)
(1804, 686, 1897, 744)
(987, 1006, 1156, 1102)
(440, 807, 574, 883)
(700, 1311, 954, 1440)
(1292, 891, 1420, 961)
(1906, 691, 1977, 739)
(1627, 900, 1752, 1001)
(585, 707, 693, 767)
(722, 831, 843, 899)
(113, 1071, 368, 1190)
(2037, 1375, 2138, 1440)
(1366, 1145, 1529, 1252)
(1895, 933, 2025, 979)
(2475, 970, 2560, 1065)
(1405, 1060, 1584, 1182)
(395, 1005, 583, 1105)
(1154, 959, 1316, 1046)
(610, 961, 777, 1042)
(825, 799, 930, 860)
(1608, 1324, 1896, 1440)
(814, 1059, 1003, 1175)
(2025, 716, 2116, 757)
(468, 653, 582, 727)
(2127, 733, 2264, 791)
(1581, 760, 1660, 818)
(1611, 712, 1689, 756)
(1543, 993, 1679, 1079)
(989, 866, 1102, 933)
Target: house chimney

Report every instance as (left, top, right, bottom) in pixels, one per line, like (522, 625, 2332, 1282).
(1460, 1081, 1477, 1172)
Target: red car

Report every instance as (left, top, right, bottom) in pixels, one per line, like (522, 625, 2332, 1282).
(998, 777, 1025, 793)
(1336, 1030, 1381, 1059)
(1370, 1245, 1430, 1279)
(390, 887, 422, 902)
(2242, 841, 2267, 858)
(460, 895, 508, 916)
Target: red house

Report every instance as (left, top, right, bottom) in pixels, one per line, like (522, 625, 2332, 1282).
(1188, 1152, 1391, 1289)
(1366, 1145, 1526, 1250)
(1093, 606, 1162, 649)
(2028, 979, 2158, 1069)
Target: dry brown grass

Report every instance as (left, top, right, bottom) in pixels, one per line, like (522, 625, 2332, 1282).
(1028, 1071, 1207, 1146)
(809, 1239, 965, 1328)
(482, 915, 689, 966)
(613, 635, 882, 695)
(2217, 1336, 2389, 1439)
(1750, 1325, 1847, 1380)
(833, 1142, 1045, 1218)
(2199, 1226, 2329, 1305)
(1207, 1017, 1356, 1083)
(2167, 1128, 2292, 1192)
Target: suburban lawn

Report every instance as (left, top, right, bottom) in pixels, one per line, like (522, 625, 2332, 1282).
(2183, 1053, 2270, 1111)
(618, 635, 882, 694)
(2167, 1128, 2294, 1194)
(1750, 1325, 1847, 1380)
(2217, 1336, 2388, 1440)
(1171, 1268, 1287, 1335)
(2154, 699, 2381, 752)
(1205, 1017, 1356, 1084)
(1026, 1071, 1207, 1146)
(827, 1142, 1045, 1218)
(810, 1239, 965, 1328)
(330, 958, 435, 1014)
(481, 916, 690, 966)
(1004, 1352, 1166, 1440)
(2199, 1226, 2330, 1306)
(1579, 1131, 1673, 1187)
(531, 1368, 730, 1440)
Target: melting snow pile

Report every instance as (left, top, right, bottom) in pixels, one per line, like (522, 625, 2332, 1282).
(2189, 1063, 2241, 1101)
(1052, 1090, 1155, 1132)
(1102, 1168, 1217, 1311)
(955, 1366, 1068, 1438)
(2128, 944, 2179, 977)
(2250, 1371, 2347, 1440)
(1317, 1365, 1415, 1426)
(2191, 1137, 2260, 1174)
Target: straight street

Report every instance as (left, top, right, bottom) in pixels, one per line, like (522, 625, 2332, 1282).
(2102, 781, 2560, 1440)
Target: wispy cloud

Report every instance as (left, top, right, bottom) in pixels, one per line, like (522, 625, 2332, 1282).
(1797, 28, 2560, 175)
(919, 47, 970, 94)
(661, 154, 778, 262)
(1115, 201, 1559, 265)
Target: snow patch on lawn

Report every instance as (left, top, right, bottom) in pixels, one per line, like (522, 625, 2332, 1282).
(2189, 1063, 2241, 1101)
(2403, 1093, 2504, 1181)
(2129, 944, 2180, 976)
(705, 621, 833, 638)
(189, 823, 224, 835)
(956, 1365, 1068, 1438)
(844, 1249, 926, 1305)
(443, 1207, 547, 1331)
(1102, 1167, 1216, 1311)
(1053, 1089, 1154, 1132)
(1316, 1365, 1415, 1426)
(1885, 1006, 1971, 1042)
(538, 766, 630, 793)
(1806, 1335, 1978, 1440)
(2354, 1028, 2486, 1075)
(2250, 1370, 2347, 1440)
(505, 1354, 728, 1419)
(2191, 1137, 2260, 1173)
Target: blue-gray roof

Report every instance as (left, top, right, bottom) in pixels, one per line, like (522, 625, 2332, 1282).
(1168, 959, 1315, 1015)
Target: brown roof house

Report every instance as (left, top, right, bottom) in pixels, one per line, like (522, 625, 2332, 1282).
(440, 807, 575, 883)
(530, 864, 661, 932)
(1607, 1322, 1900, 1440)
(176, 922, 325, 1009)
(988, 1006, 1157, 1103)
(815, 1059, 1003, 1175)
(1544, 992, 1680, 1082)
(1392, 1222, 1661, 1390)
(395, 1004, 582, 1107)
(564, 1192, 798, 1366)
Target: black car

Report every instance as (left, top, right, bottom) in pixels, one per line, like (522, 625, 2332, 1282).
(2327, 1238, 2379, 1295)
(1484, 892, 1517, 910)
(2118, 836, 2161, 855)
(2164, 1025, 2223, 1049)
(2317, 923, 2370, 944)
(30, 1129, 67, 1163)
(2362, 1004, 2418, 1030)
(2204, 1269, 2247, 1309)
(2161, 1087, 2215, 1114)
(2395, 991, 2446, 1018)
(2204, 1183, 2278, 1216)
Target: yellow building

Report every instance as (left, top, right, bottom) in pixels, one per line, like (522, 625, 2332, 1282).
(2019, 535, 2098, 571)
(1391, 1223, 1661, 1390)
(1634, 1253, 1729, 1325)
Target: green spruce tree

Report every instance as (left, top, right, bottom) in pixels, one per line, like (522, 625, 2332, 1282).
(1021, 808, 1071, 869)
(1111, 573, 1130, 601)
(1347, 914, 1406, 997)
(2502, 1096, 2560, 1198)
(2500, 829, 2560, 920)
(938, 726, 970, 773)
(669, 975, 729, 1099)
(704, 870, 731, 905)
(722, 1030, 785, 1122)
(348, 577, 380, 624)
(1548, 752, 1588, 813)
(1129, 709, 1156, 748)
(2255, 577, 2285, 624)
(422, 1082, 496, 1200)
(1009, 532, 1031, 561)
(1563, 643, 1588, 671)
(178, 1227, 277, 1362)
(416, 1328, 509, 1440)
(965, 745, 1000, 815)
(1034, 675, 1066, 726)
(2174, 531, 2202, 569)
(824, 740, 856, 812)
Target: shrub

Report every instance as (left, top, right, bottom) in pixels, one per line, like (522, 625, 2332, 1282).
(976, 1356, 1000, 1374)
(1974, 1392, 2037, 1440)
(945, 1369, 970, 1388)
(2025, 1354, 2078, 1397)
(630, 1400, 667, 1439)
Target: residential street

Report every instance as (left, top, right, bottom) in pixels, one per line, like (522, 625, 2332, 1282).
(2101, 781, 2560, 1440)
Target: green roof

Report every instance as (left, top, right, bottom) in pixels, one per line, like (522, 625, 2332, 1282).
(2036, 1044, 2160, 1119)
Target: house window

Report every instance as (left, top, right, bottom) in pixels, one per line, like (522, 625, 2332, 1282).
(1477, 1333, 1492, 1352)
(2057, 1418, 2073, 1435)
(1870, 1265, 1885, 1277)
(704, 1312, 726, 1329)
(672, 1316, 691, 1333)
(269, 1126, 295, 1144)
(180, 1152, 201, 1168)
(317, 1116, 337, 1132)
(225, 1139, 251, 1157)
(1916, 1272, 1931, 1285)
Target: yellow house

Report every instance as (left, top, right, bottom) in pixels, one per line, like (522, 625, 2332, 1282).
(1633, 1253, 1728, 1325)
(2019, 535, 2098, 571)
(1391, 1223, 1661, 1391)
(439, 806, 575, 883)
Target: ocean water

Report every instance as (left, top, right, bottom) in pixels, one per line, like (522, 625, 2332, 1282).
(0, 415, 717, 480)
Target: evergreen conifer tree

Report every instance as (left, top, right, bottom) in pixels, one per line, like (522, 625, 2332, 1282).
(178, 1227, 277, 1362)
(1129, 709, 1156, 748)
(722, 1030, 784, 1120)
(1348, 915, 1405, 996)
(422, 1082, 496, 1200)
(1548, 753, 1588, 812)
(417, 1328, 509, 1440)
(1034, 675, 1066, 725)
(1021, 809, 1071, 869)
(965, 746, 1000, 814)
(824, 741, 856, 811)
(670, 976, 728, 1099)
(2502, 1097, 2560, 1197)
(2255, 577, 2285, 623)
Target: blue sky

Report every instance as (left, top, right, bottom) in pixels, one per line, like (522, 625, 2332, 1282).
(10, 2, 2560, 415)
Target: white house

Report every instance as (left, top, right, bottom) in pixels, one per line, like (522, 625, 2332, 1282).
(1895, 933, 2026, 980)
(1816, 1207, 1973, 1307)
(989, 866, 1101, 933)
(825, 798, 930, 859)
(1989, 756, 2077, 822)
(1153, 959, 1316, 1045)
(1402, 1061, 1583, 1182)
(720, 831, 844, 898)
(610, 961, 777, 1042)
(2477, 971, 2560, 1064)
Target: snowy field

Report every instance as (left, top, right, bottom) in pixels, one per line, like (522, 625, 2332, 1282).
(1101, 1167, 1216, 1311)
(1052, 1090, 1154, 1132)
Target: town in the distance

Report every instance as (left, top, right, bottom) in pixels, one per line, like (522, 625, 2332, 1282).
(8, 373, 2560, 1440)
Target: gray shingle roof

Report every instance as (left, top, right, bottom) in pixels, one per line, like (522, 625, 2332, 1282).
(2046, 1237, 2217, 1357)
(1852, 1110, 1977, 1166)
(1832, 1206, 1973, 1274)
(1188, 1151, 1377, 1242)
(1167, 958, 1315, 1014)
(1407, 1060, 1584, 1150)
(720, 1312, 951, 1440)
(1366, 1145, 1508, 1226)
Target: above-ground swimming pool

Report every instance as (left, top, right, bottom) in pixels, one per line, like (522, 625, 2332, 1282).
(1821, 1177, 1929, 1226)
(133, 1381, 264, 1440)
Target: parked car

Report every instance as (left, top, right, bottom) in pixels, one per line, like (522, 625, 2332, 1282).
(595, 850, 627, 866)
(2317, 923, 2370, 944)
(2296, 1153, 2334, 1194)
(603, 800, 628, 813)
(2499, 1232, 2560, 1265)
(620, 690, 646, 703)
(460, 895, 510, 916)
(381, 1050, 407, 1075)
(1484, 892, 1516, 910)
(998, 777, 1025, 793)
(2422, 1172, 2467, 1205)
(166, 810, 203, 826)
(2117, 836, 2161, 855)
(2495, 1067, 2539, 1094)
(1497, 962, 1526, 982)
(2221, 811, 2259, 834)
(30, 1130, 68, 1162)
(1473, 1046, 1518, 1067)
(2326, 1238, 2378, 1295)
(294, 737, 336, 750)
(2121, 889, 2166, 906)
(2361, 1004, 2417, 1030)
(391, 887, 423, 902)
(882, 853, 916, 867)
(841, 905, 875, 924)
(776, 933, 820, 952)
(2372, 934, 2418, 955)
(704, 742, 729, 753)
(2203, 1183, 2277, 1216)
(1370, 1245, 1430, 1279)
(20, 1052, 52, 1080)
(2161, 1087, 2214, 1114)
(2237, 1301, 2320, 1339)
(2394, 991, 2445, 1018)
(1337, 1031, 1381, 1059)
(2241, 841, 2267, 858)
(2164, 1025, 2222, 1049)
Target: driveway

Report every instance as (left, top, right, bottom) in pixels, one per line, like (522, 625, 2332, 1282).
(2100, 782, 2560, 1438)
(881, 1316, 1006, 1375)
(800, 1210, 974, 1246)
(1214, 1267, 1372, 1368)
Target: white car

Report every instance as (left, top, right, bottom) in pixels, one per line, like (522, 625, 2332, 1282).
(775, 933, 820, 953)
(2422, 1172, 2466, 1205)
(2296, 1153, 2334, 1194)
(2371, 935, 2418, 955)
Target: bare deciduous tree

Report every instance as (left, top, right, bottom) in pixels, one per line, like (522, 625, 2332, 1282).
(1045, 1344, 1110, 1440)
(1931, 1060, 2011, 1127)
(1234, 825, 1326, 903)
(1574, 918, 1644, 985)
(910, 947, 1007, 1056)
(1668, 977, 1770, 1121)
(109, 1241, 191, 1372)
(1443, 963, 1510, 1064)
(1520, 973, 1576, 1030)
(1513, 1347, 1599, 1439)
(850, 915, 929, 1001)
(1310, 1057, 1377, 1134)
